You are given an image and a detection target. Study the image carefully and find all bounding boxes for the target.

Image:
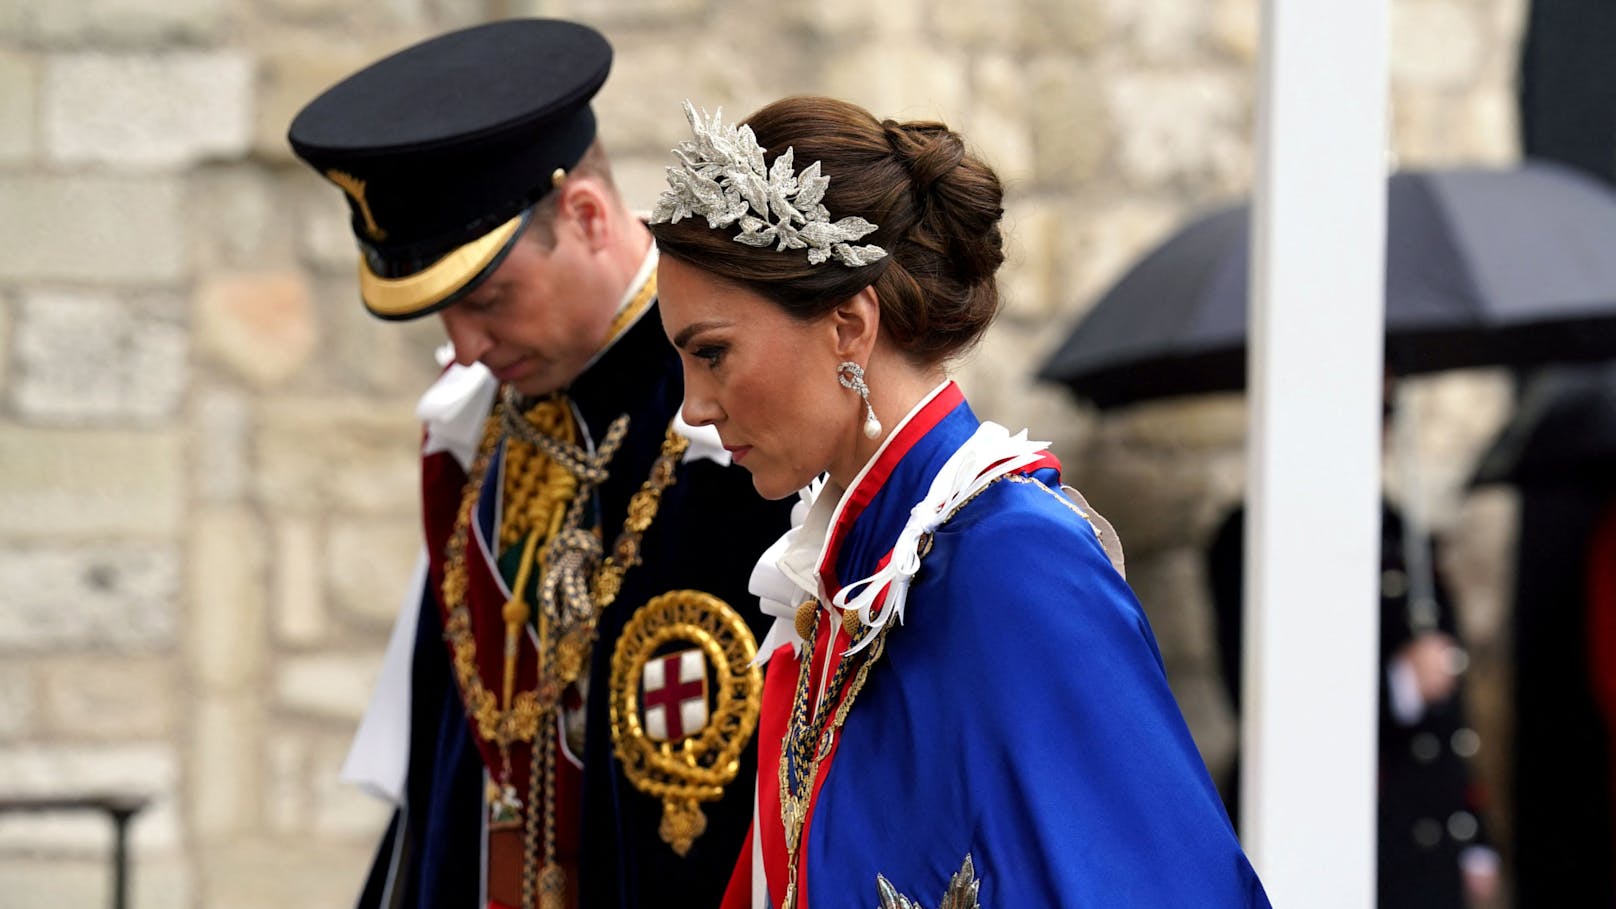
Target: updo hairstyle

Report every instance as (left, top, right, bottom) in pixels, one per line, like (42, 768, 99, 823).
(649, 96, 1006, 365)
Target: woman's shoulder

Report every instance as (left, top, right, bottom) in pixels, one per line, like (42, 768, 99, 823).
(924, 473, 1139, 628)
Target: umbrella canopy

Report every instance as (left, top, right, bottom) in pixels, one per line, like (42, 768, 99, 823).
(1470, 364, 1616, 487)
(1040, 160, 1616, 408)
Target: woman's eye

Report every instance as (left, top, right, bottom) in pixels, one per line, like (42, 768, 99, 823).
(694, 345, 725, 367)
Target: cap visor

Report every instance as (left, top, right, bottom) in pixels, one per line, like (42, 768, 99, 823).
(358, 212, 526, 320)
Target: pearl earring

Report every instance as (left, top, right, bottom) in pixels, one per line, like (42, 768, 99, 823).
(837, 361, 882, 440)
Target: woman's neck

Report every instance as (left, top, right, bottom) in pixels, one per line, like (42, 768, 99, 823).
(826, 355, 948, 490)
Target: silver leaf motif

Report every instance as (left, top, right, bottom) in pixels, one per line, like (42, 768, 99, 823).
(652, 101, 889, 269)
(875, 854, 982, 909)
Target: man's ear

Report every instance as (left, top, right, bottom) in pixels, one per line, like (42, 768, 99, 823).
(829, 285, 881, 361)
(557, 179, 612, 251)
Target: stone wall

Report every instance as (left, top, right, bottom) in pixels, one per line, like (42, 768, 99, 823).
(0, 0, 1527, 906)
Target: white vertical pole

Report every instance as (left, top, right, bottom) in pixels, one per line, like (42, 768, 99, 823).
(1244, 0, 1388, 906)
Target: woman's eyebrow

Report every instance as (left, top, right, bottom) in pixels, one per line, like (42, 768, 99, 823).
(672, 320, 729, 349)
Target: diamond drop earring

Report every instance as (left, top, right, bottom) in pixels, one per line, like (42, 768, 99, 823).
(837, 361, 882, 440)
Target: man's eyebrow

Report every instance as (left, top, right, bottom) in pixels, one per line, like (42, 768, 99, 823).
(672, 320, 729, 349)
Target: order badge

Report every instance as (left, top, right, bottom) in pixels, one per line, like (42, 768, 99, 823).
(609, 589, 762, 856)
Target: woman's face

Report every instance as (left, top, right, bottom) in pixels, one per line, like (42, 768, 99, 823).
(658, 255, 855, 500)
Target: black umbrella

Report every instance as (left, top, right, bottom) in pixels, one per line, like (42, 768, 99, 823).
(1470, 364, 1616, 488)
(1040, 160, 1616, 408)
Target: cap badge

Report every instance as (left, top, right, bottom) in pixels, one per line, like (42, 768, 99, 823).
(325, 169, 388, 242)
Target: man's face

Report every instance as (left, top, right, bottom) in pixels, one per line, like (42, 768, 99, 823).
(437, 218, 617, 397)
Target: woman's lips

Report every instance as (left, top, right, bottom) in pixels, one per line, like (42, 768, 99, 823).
(724, 445, 751, 463)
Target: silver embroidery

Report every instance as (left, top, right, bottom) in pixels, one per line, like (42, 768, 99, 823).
(876, 853, 983, 909)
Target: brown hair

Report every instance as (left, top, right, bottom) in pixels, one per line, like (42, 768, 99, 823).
(649, 96, 1006, 364)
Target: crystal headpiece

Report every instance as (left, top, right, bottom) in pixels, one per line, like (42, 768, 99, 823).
(651, 101, 888, 268)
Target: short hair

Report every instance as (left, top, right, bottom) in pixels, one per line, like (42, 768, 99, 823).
(649, 96, 1006, 365)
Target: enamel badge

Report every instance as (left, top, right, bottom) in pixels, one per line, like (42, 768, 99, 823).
(609, 590, 762, 856)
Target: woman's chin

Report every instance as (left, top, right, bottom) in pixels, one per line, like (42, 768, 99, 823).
(749, 469, 807, 502)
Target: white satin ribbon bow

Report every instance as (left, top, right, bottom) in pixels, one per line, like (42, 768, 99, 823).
(831, 422, 1050, 653)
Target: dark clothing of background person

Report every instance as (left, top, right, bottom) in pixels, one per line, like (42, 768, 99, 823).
(1206, 503, 1490, 909)
(1509, 483, 1616, 908)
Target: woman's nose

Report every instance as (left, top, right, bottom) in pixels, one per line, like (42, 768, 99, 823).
(681, 382, 723, 428)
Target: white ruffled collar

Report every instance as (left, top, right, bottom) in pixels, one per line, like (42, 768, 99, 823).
(748, 382, 1054, 664)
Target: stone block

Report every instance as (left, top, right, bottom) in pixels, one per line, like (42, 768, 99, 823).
(0, 664, 36, 740)
(1104, 393, 1248, 453)
(264, 733, 308, 834)
(1210, 0, 1259, 62)
(0, 544, 178, 652)
(1019, 0, 1109, 52)
(1165, 669, 1236, 777)
(12, 290, 188, 425)
(255, 40, 400, 164)
(1391, 0, 1486, 89)
(254, 396, 423, 515)
(1107, 0, 1209, 63)
(294, 170, 362, 273)
(0, 427, 182, 536)
(966, 56, 1034, 185)
(190, 694, 262, 836)
(39, 657, 175, 739)
(1027, 58, 1111, 187)
(929, 0, 1020, 47)
(275, 651, 383, 720)
(191, 388, 251, 503)
(187, 508, 268, 690)
(1062, 199, 1182, 312)
(1106, 70, 1251, 193)
(274, 518, 327, 645)
(0, 853, 191, 909)
(188, 166, 297, 270)
(0, 52, 37, 164)
(310, 733, 393, 839)
(1125, 547, 1217, 666)
(195, 271, 317, 388)
(1080, 444, 1215, 555)
(818, 43, 970, 126)
(326, 518, 424, 626)
(0, 743, 179, 851)
(0, 175, 187, 284)
(592, 34, 789, 159)
(0, 856, 108, 909)
(0, 0, 226, 46)
(316, 275, 449, 395)
(198, 840, 375, 909)
(43, 52, 253, 169)
(998, 200, 1066, 323)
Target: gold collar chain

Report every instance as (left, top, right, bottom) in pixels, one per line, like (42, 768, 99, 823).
(777, 607, 893, 909)
(440, 396, 688, 748)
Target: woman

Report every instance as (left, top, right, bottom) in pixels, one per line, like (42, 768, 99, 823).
(650, 97, 1268, 908)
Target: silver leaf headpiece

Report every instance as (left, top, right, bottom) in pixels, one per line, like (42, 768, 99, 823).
(651, 101, 888, 268)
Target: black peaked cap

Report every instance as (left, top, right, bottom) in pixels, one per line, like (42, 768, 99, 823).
(288, 19, 612, 320)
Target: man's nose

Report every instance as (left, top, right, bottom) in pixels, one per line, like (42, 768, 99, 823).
(439, 309, 491, 366)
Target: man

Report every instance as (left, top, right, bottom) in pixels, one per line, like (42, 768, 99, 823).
(1205, 381, 1498, 908)
(288, 19, 791, 909)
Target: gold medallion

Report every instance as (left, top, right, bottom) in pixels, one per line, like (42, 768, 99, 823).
(609, 590, 762, 856)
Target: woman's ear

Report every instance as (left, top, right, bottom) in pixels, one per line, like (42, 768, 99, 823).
(829, 285, 881, 360)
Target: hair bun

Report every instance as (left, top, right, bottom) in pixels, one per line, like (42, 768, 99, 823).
(881, 119, 965, 197)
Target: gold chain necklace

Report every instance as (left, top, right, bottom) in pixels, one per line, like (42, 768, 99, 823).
(774, 473, 1011, 909)
(777, 607, 893, 909)
(439, 393, 689, 909)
